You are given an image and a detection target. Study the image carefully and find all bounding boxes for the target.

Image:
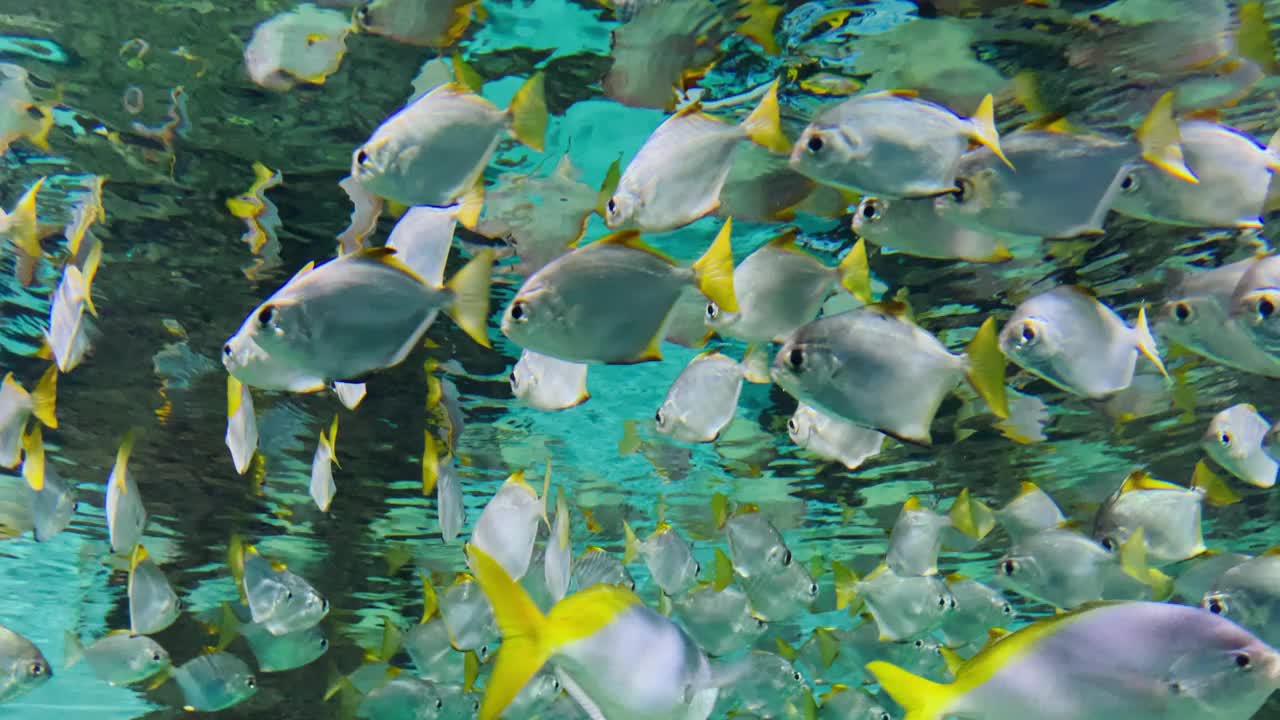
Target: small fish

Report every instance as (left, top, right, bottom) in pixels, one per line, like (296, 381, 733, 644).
(45, 261, 96, 374)
(310, 416, 338, 512)
(790, 91, 1006, 198)
(29, 460, 74, 543)
(332, 381, 366, 411)
(0, 64, 52, 157)
(1203, 404, 1277, 488)
(741, 558, 819, 622)
(673, 582, 768, 657)
(602, 0, 728, 110)
(439, 574, 498, 653)
(852, 195, 1014, 263)
(240, 622, 327, 673)
(1, 177, 46, 287)
(64, 631, 169, 686)
(1228, 254, 1280, 357)
(654, 351, 744, 443)
(772, 306, 1007, 445)
(105, 431, 146, 555)
(510, 350, 590, 411)
(467, 544, 724, 720)
(996, 527, 1164, 609)
(225, 376, 257, 476)
(853, 564, 955, 641)
(726, 510, 793, 579)
(501, 222, 736, 364)
(355, 0, 482, 48)
(707, 233, 870, 344)
(1093, 470, 1221, 566)
(470, 468, 546, 581)
(0, 369, 55, 470)
(436, 450, 465, 544)
(937, 575, 1015, 651)
(544, 487, 572, 603)
(1158, 260, 1280, 377)
(128, 545, 180, 635)
(1204, 551, 1280, 647)
(624, 521, 699, 596)
(994, 482, 1066, 543)
(357, 675, 444, 719)
(934, 129, 1139, 239)
(172, 652, 257, 712)
(605, 82, 788, 232)
(223, 248, 493, 392)
(869, 602, 1280, 720)
(573, 546, 636, 592)
(404, 618, 465, 683)
(244, 5, 351, 91)
(819, 684, 894, 720)
(352, 74, 545, 207)
(886, 497, 950, 578)
(1000, 287, 1165, 399)
(719, 651, 813, 718)
(239, 545, 329, 636)
(0, 624, 49, 702)
(787, 402, 885, 470)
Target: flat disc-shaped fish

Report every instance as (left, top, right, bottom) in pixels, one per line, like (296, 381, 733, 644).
(1204, 554, 1280, 647)
(853, 194, 1016, 263)
(1203, 404, 1277, 488)
(0, 624, 50, 702)
(241, 549, 328, 636)
(655, 351, 743, 443)
(511, 350, 590, 411)
(72, 633, 169, 686)
(787, 403, 885, 470)
(128, 546, 180, 635)
(1158, 260, 1280, 377)
(173, 652, 257, 712)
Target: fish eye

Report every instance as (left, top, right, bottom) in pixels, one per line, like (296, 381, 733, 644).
(246, 675, 257, 688)
(861, 200, 880, 220)
(1100, 537, 1116, 552)
(1207, 596, 1227, 615)
(223, 343, 232, 357)
(914, 638, 925, 649)
(781, 548, 792, 566)
(1258, 297, 1276, 320)
(1220, 432, 1232, 446)
(808, 581, 818, 596)
(880, 713, 891, 720)
(606, 198, 617, 215)
(480, 644, 490, 660)
(806, 134, 824, 153)
(627, 579, 636, 590)
(1002, 602, 1014, 616)
(319, 638, 328, 649)
(937, 595, 947, 608)
(952, 179, 971, 203)
(1000, 559, 1017, 576)
(706, 302, 718, 319)
(355, 148, 370, 166)
(1235, 652, 1252, 669)
(435, 698, 444, 709)
(355, 4, 371, 22)
(947, 595, 957, 610)
(152, 651, 162, 662)
(792, 670, 803, 682)
(257, 305, 275, 327)
(1120, 173, 1139, 193)
(786, 418, 798, 434)
(655, 408, 665, 426)
(509, 301, 528, 322)
(29, 662, 45, 677)
(1173, 302, 1192, 323)
(788, 348, 804, 370)
(1019, 323, 1036, 344)
(472, 700, 480, 711)
(755, 617, 767, 629)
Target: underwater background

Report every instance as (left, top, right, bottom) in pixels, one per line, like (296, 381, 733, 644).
(5, 0, 1280, 718)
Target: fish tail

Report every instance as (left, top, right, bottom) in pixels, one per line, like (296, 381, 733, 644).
(444, 249, 495, 348)
(735, 0, 782, 55)
(62, 630, 85, 670)
(31, 364, 57, 429)
(963, 317, 1009, 420)
(453, 181, 484, 231)
(740, 79, 790, 153)
(507, 73, 547, 152)
(948, 488, 996, 541)
(1131, 307, 1167, 378)
(1192, 460, 1242, 507)
(8, 176, 46, 260)
(1236, 2, 1280, 77)
(866, 660, 952, 720)
(969, 95, 1011, 170)
(622, 520, 641, 563)
(21, 424, 44, 491)
(1138, 92, 1198, 184)
(466, 544, 553, 720)
(692, 219, 738, 314)
(1118, 528, 1174, 600)
(741, 343, 771, 384)
(836, 238, 872, 304)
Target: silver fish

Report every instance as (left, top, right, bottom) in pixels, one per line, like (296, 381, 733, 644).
(510, 350, 590, 411)
(105, 432, 146, 555)
(241, 547, 328, 636)
(1204, 552, 1280, 648)
(470, 469, 545, 581)
(172, 652, 257, 712)
(655, 351, 744, 443)
(1093, 471, 1209, 566)
(243, 4, 351, 92)
(128, 545, 180, 635)
(852, 194, 1016, 263)
(886, 497, 950, 578)
(1203, 404, 1277, 489)
(65, 632, 169, 686)
(1158, 260, 1280, 377)
(0, 624, 49, 702)
(854, 564, 955, 641)
(787, 402, 885, 470)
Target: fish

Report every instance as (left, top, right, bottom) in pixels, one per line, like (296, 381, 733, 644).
(1092, 470, 1219, 566)
(726, 510, 793, 579)
(501, 222, 737, 364)
(937, 575, 1015, 651)
(239, 545, 329, 636)
(544, 487, 572, 603)
(436, 449, 465, 544)
(624, 521, 699, 596)
(772, 306, 1008, 445)
(868, 601, 1280, 720)
(604, 82, 788, 232)
(654, 350, 744, 443)
(128, 545, 180, 635)
(470, 468, 547, 581)
(239, 622, 328, 673)
(310, 416, 338, 512)
(29, 459, 75, 543)
(719, 650, 813, 718)
(886, 497, 951, 578)
(852, 195, 1015, 263)
(1158, 260, 1280, 377)
(0, 368, 55, 470)
(707, 233, 870, 344)
(332, 381, 366, 411)
(1227, 254, 1280, 356)
(355, 0, 482, 48)
(573, 546, 636, 592)
(223, 247, 493, 392)
(225, 375, 257, 476)
(0, 624, 50, 702)
(466, 543, 724, 720)
(46, 262, 96, 373)
(1203, 551, 1280, 648)
(385, 199, 480, 285)
(357, 675, 444, 719)
(63, 631, 169, 686)
(172, 652, 257, 712)
(853, 564, 956, 641)
(0, 64, 52, 157)
(741, 556, 819, 622)
(819, 684, 894, 720)
(243, 4, 351, 91)
(999, 287, 1165, 399)
(602, 0, 728, 110)
(673, 582, 768, 657)
(994, 482, 1066, 543)
(351, 74, 545, 207)
(105, 431, 146, 555)
(787, 402, 885, 470)
(996, 527, 1164, 609)
(790, 91, 1006, 198)
(1202, 404, 1277, 489)
(510, 350, 590, 411)
(439, 574, 498, 653)
(1, 177, 45, 286)
(404, 618, 465, 683)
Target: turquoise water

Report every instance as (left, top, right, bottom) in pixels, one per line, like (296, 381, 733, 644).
(3, 0, 1280, 718)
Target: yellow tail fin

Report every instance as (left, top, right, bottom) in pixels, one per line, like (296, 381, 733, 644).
(445, 250, 495, 348)
(466, 544, 552, 720)
(964, 317, 1008, 419)
(8, 177, 45, 258)
(692, 219, 738, 313)
(948, 488, 996, 541)
(836, 238, 872, 304)
(508, 73, 547, 152)
(21, 424, 44, 491)
(1192, 460, 1241, 507)
(735, 0, 782, 54)
(454, 181, 484, 231)
(31, 364, 57, 429)
(623, 520, 640, 564)
(866, 660, 952, 720)
(969, 95, 1011, 169)
(741, 80, 790, 153)
(1138, 92, 1198, 184)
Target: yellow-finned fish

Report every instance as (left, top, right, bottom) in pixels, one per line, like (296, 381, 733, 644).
(853, 194, 1016, 263)
(1204, 552, 1280, 648)
(886, 497, 950, 578)
(310, 416, 338, 512)
(1, 177, 46, 287)
(352, 74, 545, 207)
(0, 624, 50, 702)
(243, 5, 351, 91)
(672, 582, 768, 657)
(996, 527, 1165, 610)
(510, 350, 590, 411)
(223, 247, 493, 392)
(605, 81, 789, 232)
(105, 431, 146, 555)
(0, 367, 55, 470)
(1203, 404, 1277, 489)
(354, 0, 483, 48)
(502, 222, 737, 364)
(544, 486, 573, 603)
(466, 543, 724, 720)
(654, 350, 744, 443)
(853, 564, 955, 641)
(1093, 470, 1217, 567)
(0, 64, 53, 157)
(238, 545, 328, 636)
(1158, 259, 1280, 378)
(224, 376, 257, 476)
(624, 521, 699, 596)
(868, 601, 1280, 720)
(128, 545, 180, 635)
(172, 652, 257, 712)
(790, 91, 1006, 198)
(439, 573, 498, 653)
(63, 631, 170, 686)
(994, 482, 1066, 543)
(787, 402, 884, 471)
(470, 469, 547, 581)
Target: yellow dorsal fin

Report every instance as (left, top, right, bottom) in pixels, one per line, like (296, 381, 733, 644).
(130, 543, 150, 572)
(113, 430, 136, 493)
(21, 424, 44, 491)
(1119, 470, 1183, 494)
(965, 317, 1009, 420)
(594, 230, 677, 263)
(836, 238, 872, 304)
(713, 547, 733, 591)
(351, 246, 430, 285)
(31, 364, 57, 429)
(765, 228, 802, 252)
(902, 496, 923, 511)
(693, 219, 738, 313)
(1138, 92, 1199, 184)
